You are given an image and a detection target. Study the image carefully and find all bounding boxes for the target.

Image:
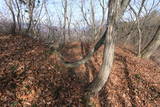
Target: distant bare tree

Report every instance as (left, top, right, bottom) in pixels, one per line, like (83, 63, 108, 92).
(62, 0, 68, 44)
(129, 0, 146, 57)
(141, 24, 160, 58)
(4, 0, 16, 35)
(62, 0, 108, 67)
(14, 0, 21, 32)
(25, 0, 36, 33)
(118, 0, 160, 59)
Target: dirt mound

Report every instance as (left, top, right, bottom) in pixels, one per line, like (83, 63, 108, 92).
(0, 35, 160, 106)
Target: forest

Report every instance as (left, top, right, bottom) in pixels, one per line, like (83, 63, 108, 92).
(0, 0, 160, 106)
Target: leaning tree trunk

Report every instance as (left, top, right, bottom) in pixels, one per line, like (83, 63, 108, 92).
(84, 0, 131, 105)
(141, 25, 160, 59)
(85, 24, 115, 96)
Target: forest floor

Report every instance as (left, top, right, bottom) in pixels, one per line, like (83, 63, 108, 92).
(0, 34, 160, 107)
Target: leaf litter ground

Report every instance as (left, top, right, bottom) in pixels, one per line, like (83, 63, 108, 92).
(0, 35, 160, 106)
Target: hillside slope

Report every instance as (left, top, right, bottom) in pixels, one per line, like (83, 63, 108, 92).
(0, 35, 160, 106)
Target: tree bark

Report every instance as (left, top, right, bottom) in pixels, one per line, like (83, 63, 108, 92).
(85, 24, 115, 96)
(84, 0, 131, 105)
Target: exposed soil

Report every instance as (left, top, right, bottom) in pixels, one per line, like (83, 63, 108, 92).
(0, 35, 160, 107)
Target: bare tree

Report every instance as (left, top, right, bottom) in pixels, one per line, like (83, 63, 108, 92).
(129, 0, 146, 57)
(80, 0, 90, 26)
(67, 6, 72, 39)
(62, 0, 68, 44)
(62, 0, 108, 67)
(90, 0, 96, 38)
(121, 0, 160, 59)
(83, 0, 131, 105)
(141, 24, 160, 58)
(98, 0, 107, 26)
(18, 0, 44, 36)
(15, 0, 22, 32)
(25, 0, 36, 33)
(55, 0, 131, 105)
(4, 0, 17, 35)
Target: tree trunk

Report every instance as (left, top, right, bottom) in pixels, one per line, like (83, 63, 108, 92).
(11, 15, 16, 35)
(5, 0, 16, 35)
(26, 9, 33, 34)
(15, 0, 21, 33)
(141, 25, 160, 58)
(84, 0, 131, 105)
(85, 24, 115, 96)
(137, 19, 142, 57)
(26, 1, 35, 34)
